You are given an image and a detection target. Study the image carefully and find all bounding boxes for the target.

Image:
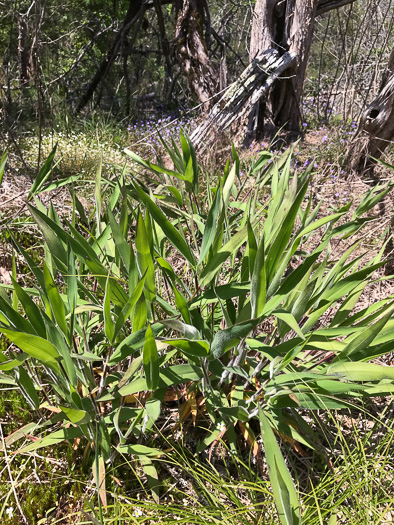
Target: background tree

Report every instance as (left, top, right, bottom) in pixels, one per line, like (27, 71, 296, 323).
(173, 0, 219, 109)
(0, 0, 392, 161)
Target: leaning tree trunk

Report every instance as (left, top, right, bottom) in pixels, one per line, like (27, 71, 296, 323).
(347, 47, 394, 175)
(190, 49, 296, 148)
(173, 0, 219, 109)
(249, 0, 319, 134)
(190, 0, 357, 149)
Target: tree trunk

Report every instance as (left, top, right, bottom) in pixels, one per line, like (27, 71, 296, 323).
(248, 0, 356, 136)
(17, 16, 29, 87)
(347, 47, 394, 175)
(173, 0, 219, 109)
(190, 50, 296, 148)
(76, 0, 145, 113)
(249, 0, 319, 135)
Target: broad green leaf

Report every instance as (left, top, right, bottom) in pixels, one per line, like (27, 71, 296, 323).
(28, 205, 68, 270)
(353, 183, 393, 219)
(104, 275, 115, 343)
(265, 177, 309, 281)
(273, 309, 305, 340)
(143, 325, 159, 391)
(92, 455, 107, 506)
(133, 182, 196, 266)
(44, 318, 77, 387)
(296, 212, 344, 239)
(250, 237, 266, 318)
(11, 254, 18, 308)
(334, 304, 394, 362)
(0, 373, 16, 385)
(16, 366, 40, 409)
(11, 235, 47, 292)
(159, 318, 200, 339)
(218, 406, 249, 422)
(328, 514, 337, 525)
(166, 185, 183, 206)
(140, 456, 160, 503)
(136, 210, 156, 302)
(247, 219, 258, 277)
(330, 282, 365, 327)
(44, 263, 68, 339)
(319, 262, 386, 305)
(184, 155, 194, 187)
(145, 396, 161, 424)
(41, 174, 82, 193)
(325, 362, 394, 382)
(0, 328, 60, 373)
(107, 207, 131, 271)
(133, 293, 147, 331)
(200, 223, 252, 287)
(271, 392, 355, 410)
(165, 338, 209, 357)
(259, 408, 301, 525)
(117, 364, 203, 397)
(95, 157, 102, 234)
(0, 422, 38, 451)
(67, 246, 78, 314)
(15, 426, 84, 454)
(302, 262, 386, 333)
(0, 352, 28, 370)
(0, 293, 36, 333)
(125, 149, 187, 182)
(28, 144, 57, 199)
(117, 444, 164, 457)
(0, 152, 7, 188)
(173, 286, 191, 325)
(10, 278, 46, 338)
(223, 162, 237, 210)
(113, 273, 146, 340)
(189, 282, 250, 307)
(60, 406, 92, 425)
(211, 318, 261, 359)
(199, 186, 221, 262)
(109, 324, 163, 365)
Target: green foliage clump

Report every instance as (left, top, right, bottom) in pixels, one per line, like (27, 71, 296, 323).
(0, 135, 394, 523)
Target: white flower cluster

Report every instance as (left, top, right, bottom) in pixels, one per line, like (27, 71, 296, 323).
(132, 507, 143, 517)
(24, 131, 125, 178)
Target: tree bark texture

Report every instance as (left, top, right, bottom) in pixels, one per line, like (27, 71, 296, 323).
(347, 47, 394, 174)
(17, 16, 29, 86)
(173, 0, 219, 109)
(249, 0, 319, 133)
(190, 49, 296, 148)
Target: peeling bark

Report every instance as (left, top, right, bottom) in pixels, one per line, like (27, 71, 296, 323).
(249, 0, 319, 134)
(347, 47, 394, 174)
(190, 49, 296, 148)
